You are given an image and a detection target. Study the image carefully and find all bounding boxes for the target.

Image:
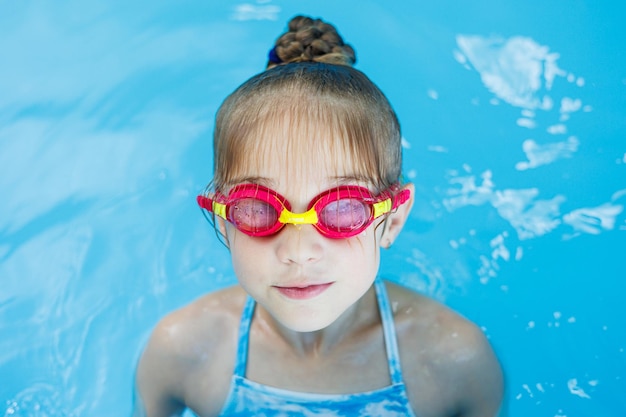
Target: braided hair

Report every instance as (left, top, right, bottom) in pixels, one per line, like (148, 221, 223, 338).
(267, 15, 356, 68)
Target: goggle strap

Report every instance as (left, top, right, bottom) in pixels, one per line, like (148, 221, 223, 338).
(393, 189, 411, 210)
(197, 195, 212, 211)
(372, 188, 411, 218)
(196, 195, 228, 221)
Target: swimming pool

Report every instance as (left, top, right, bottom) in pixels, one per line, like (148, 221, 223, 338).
(1, 1, 624, 416)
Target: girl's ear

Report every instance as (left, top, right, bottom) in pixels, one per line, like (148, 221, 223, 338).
(380, 183, 415, 248)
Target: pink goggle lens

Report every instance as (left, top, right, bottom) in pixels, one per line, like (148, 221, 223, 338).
(228, 198, 280, 235)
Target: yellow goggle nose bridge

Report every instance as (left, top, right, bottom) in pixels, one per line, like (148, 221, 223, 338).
(278, 207, 318, 225)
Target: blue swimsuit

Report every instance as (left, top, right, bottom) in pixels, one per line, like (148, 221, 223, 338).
(215, 278, 417, 416)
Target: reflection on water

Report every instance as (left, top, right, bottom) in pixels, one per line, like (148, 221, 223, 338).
(425, 33, 626, 292)
(451, 33, 623, 240)
(1, 1, 625, 416)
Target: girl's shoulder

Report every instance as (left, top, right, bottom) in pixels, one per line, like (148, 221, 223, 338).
(148, 285, 248, 361)
(384, 280, 467, 335)
(385, 280, 495, 367)
(135, 286, 249, 414)
(384, 281, 503, 415)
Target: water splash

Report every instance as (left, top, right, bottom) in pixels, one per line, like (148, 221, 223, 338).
(567, 378, 591, 399)
(515, 137, 579, 171)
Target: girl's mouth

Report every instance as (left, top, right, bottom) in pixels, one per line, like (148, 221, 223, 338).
(273, 282, 334, 300)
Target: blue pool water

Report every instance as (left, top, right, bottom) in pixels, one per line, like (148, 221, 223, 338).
(1, 1, 625, 416)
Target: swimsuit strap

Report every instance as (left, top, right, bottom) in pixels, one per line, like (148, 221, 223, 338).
(233, 295, 256, 377)
(374, 278, 404, 385)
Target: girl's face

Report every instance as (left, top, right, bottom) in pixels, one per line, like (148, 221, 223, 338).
(219, 131, 403, 333)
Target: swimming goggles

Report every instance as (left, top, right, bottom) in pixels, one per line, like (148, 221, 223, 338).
(197, 183, 410, 239)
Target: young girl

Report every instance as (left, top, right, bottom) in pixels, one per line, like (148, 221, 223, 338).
(133, 16, 504, 417)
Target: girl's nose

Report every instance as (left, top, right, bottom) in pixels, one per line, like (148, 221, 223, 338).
(275, 223, 324, 265)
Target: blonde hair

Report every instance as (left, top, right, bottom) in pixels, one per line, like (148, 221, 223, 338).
(212, 63, 402, 193)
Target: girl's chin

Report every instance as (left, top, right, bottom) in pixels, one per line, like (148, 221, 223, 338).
(271, 308, 340, 333)
(282, 320, 333, 333)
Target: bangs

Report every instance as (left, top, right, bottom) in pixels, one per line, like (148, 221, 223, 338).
(216, 94, 382, 191)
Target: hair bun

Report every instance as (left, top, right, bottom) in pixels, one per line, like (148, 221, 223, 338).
(267, 15, 356, 68)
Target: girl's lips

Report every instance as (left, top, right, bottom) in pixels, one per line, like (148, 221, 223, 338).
(274, 282, 334, 300)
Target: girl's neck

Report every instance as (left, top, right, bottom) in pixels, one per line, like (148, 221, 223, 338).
(255, 284, 379, 357)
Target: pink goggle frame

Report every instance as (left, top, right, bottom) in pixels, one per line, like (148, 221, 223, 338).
(197, 183, 410, 239)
